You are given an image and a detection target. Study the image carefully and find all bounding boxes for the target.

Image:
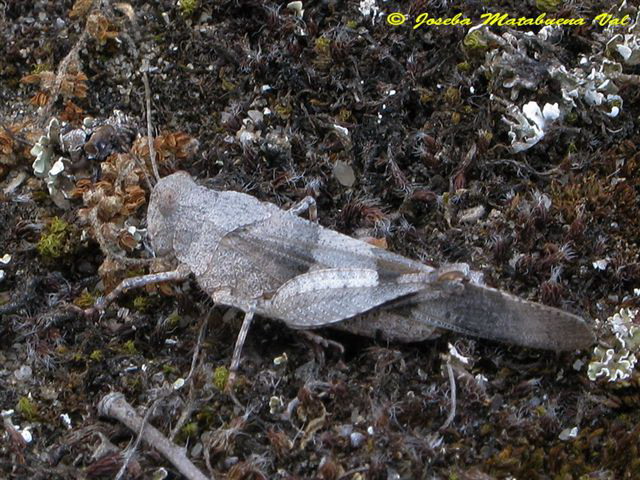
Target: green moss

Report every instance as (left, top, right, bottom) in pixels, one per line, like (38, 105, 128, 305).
(166, 311, 182, 329)
(196, 405, 217, 425)
(17, 396, 38, 421)
(457, 61, 471, 73)
(31, 63, 52, 74)
(89, 350, 104, 362)
(74, 290, 97, 309)
(530, 448, 545, 470)
(463, 30, 488, 54)
(122, 340, 137, 355)
(314, 36, 331, 56)
(132, 296, 152, 312)
(178, 0, 198, 16)
(37, 217, 78, 259)
(337, 108, 352, 123)
(213, 366, 230, 390)
(126, 268, 146, 278)
(444, 87, 461, 104)
(163, 364, 179, 375)
(419, 90, 434, 104)
(274, 104, 292, 120)
(346, 20, 358, 29)
(536, 0, 562, 13)
(181, 422, 198, 438)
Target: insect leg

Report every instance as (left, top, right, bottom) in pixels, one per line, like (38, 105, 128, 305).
(301, 331, 345, 354)
(87, 267, 190, 316)
(288, 196, 317, 221)
(226, 308, 255, 391)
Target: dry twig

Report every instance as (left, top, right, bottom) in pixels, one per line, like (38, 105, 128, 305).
(98, 392, 210, 480)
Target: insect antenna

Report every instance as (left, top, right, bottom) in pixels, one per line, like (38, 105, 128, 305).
(141, 59, 161, 184)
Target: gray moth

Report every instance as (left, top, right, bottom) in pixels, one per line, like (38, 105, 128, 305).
(96, 171, 594, 382)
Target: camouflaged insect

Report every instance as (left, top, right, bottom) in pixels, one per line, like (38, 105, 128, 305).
(96, 171, 594, 381)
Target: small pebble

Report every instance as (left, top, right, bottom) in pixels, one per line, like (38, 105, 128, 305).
(14, 365, 32, 382)
(350, 431, 365, 448)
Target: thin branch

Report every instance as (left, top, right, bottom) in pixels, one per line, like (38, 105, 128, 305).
(169, 312, 211, 441)
(114, 398, 160, 480)
(98, 392, 210, 480)
(440, 361, 457, 431)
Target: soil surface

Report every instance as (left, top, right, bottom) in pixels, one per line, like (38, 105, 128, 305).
(1, 1, 640, 479)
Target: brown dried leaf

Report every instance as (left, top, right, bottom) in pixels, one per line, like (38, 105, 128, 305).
(94, 181, 115, 196)
(70, 179, 94, 199)
(29, 91, 49, 106)
(20, 73, 43, 84)
(69, 0, 94, 19)
(0, 125, 19, 158)
(97, 195, 124, 221)
(60, 100, 85, 124)
(87, 12, 119, 44)
(99, 222, 120, 245)
(118, 231, 137, 252)
(98, 257, 129, 293)
(76, 207, 92, 225)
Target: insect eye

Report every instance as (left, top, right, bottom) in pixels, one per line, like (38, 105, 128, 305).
(156, 187, 179, 217)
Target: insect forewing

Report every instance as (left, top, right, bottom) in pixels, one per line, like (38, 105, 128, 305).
(266, 268, 430, 327)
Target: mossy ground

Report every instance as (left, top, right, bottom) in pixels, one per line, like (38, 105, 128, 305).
(1, 1, 639, 478)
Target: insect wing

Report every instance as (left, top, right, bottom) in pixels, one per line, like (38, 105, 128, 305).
(266, 268, 430, 327)
(407, 279, 595, 351)
(192, 205, 431, 299)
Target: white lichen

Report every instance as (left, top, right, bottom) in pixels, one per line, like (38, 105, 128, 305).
(31, 117, 60, 178)
(286, 1, 304, 18)
(500, 99, 560, 152)
(483, 17, 639, 148)
(359, 0, 381, 23)
(605, 10, 640, 65)
(30, 118, 76, 209)
(588, 307, 640, 382)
